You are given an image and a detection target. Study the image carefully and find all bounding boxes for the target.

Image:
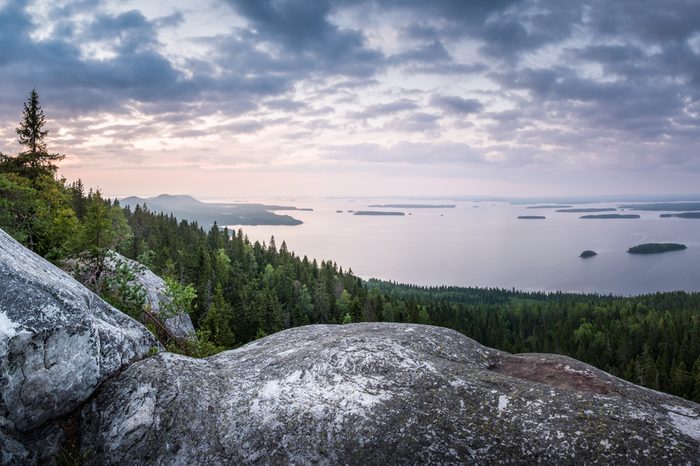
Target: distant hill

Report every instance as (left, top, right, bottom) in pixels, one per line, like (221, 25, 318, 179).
(120, 194, 306, 226)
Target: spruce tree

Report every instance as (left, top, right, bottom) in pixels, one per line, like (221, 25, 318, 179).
(12, 89, 64, 180)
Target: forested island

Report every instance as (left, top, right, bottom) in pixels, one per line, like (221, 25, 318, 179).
(2, 91, 700, 408)
(556, 208, 617, 213)
(517, 215, 546, 219)
(620, 202, 700, 211)
(580, 214, 640, 219)
(368, 204, 455, 208)
(579, 250, 598, 258)
(660, 213, 700, 219)
(627, 243, 688, 254)
(526, 205, 573, 209)
(354, 211, 405, 216)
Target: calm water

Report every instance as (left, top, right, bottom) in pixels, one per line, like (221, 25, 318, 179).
(225, 199, 700, 295)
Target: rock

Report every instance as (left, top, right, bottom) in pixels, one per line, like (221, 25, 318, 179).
(105, 252, 195, 339)
(0, 229, 159, 462)
(79, 323, 700, 464)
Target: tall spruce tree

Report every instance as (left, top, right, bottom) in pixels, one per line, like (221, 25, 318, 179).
(10, 89, 64, 180)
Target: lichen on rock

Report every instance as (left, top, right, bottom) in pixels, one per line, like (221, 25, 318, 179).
(0, 228, 159, 464)
(79, 323, 700, 464)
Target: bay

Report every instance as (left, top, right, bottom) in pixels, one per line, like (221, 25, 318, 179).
(225, 199, 700, 296)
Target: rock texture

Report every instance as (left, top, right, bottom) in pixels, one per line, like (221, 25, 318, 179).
(80, 323, 700, 464)
(106, 252, 195, 339)
(0, 229, 159, 464)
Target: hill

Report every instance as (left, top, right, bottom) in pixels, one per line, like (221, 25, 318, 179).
(120, 194, 306, 226)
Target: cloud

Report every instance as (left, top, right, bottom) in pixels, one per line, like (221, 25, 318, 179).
(348, 99, 418, 119)
(324, 141, 485, 165)
(0, 0, 699, 194)
(430, 95, 484, 115)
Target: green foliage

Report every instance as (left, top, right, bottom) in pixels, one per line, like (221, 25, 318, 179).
(102, 254, 147, 319)
(160, 277, 198, 320)
(202, 284, 235, 347)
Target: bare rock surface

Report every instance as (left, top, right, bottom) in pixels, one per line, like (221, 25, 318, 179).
(105, 252, 195, 339)
(0, 229, 158, 464)
(80, 323, 700, 464)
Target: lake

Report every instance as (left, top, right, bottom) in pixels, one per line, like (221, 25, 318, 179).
(225, 199, 700, 296)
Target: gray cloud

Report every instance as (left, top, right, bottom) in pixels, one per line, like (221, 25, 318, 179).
(431, 95, 484, 115)
(348, 99, 418, 119)
(0, 0, 699, 183)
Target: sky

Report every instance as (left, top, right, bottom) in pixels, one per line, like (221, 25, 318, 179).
(0, 0, 699, 199)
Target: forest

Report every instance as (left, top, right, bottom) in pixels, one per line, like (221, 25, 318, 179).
(2, 90, 700, 403)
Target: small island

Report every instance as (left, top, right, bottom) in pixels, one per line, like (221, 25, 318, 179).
(526, 205, 573, 209)
(627, 243, 687, 254)
(660, 212, 700, 219)
(579, 250, 598, 258)
(556, 208, 617, 213)
(336, 210, 343, 213)
(580, 214, 640, 219)
(354, 211, 405, 216)
(518, 215, 546, 219)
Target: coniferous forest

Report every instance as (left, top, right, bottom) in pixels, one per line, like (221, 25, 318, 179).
(2, 91, 700, 403)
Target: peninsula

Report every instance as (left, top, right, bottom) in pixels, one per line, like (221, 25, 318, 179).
(120, 194, 306, 226)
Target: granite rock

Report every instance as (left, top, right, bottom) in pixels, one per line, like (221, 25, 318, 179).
(80, 323, 700, 464)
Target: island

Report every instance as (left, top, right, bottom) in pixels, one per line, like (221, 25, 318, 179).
(556, 208, 617, 213)
(660, 212, 700, 219)
(627, 243, 687, 254)
(518, 215, 546, 219)
(619, 202, 700, 211)
(579, 250, 598, 258)
(353, 211, 405, 216)
(580, 214, 640, 219)
(336, 210, 343, 213)
(368, 204, 456, 208)
(526, 205, 573, 209)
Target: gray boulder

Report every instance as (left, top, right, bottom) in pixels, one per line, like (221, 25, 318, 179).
(105, 252, 195, 339)
(0, 229, 159, 464)
(80, 323, 700, 464)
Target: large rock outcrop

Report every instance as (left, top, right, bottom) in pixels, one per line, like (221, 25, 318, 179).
(0, 229, 159, 464)
(105, 252, 195, 339)
(80, 323, 700, 464)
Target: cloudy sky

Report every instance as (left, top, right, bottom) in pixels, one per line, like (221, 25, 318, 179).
(0, 0, 699, 199)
